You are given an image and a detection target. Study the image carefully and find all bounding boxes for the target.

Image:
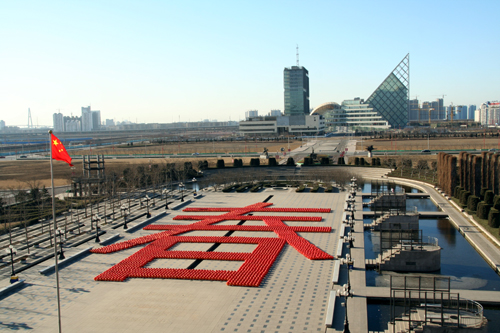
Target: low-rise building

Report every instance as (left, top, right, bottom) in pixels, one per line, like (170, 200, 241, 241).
(239, 115, 324, 136)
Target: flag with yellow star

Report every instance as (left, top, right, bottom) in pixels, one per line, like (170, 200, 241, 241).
(51, 133, 73, 166)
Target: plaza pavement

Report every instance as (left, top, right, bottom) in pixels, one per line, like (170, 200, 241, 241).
(1, 189, 350, 332)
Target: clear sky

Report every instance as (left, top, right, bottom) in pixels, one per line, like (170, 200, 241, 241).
(1, 0, 499, 127)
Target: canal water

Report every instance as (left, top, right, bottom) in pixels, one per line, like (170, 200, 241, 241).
(361, 183, 500, 331)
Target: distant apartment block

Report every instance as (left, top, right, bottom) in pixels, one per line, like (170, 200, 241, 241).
(468, 105, 477, 120)
(53, 113, 64, 132)
(81, 106, 93, 131)
(268, 110, 282, 117)
(64, 116, 81, 132)
(0, 120, 5, 130)
(105, 119, 115, 127)
(245, 110, 258, 120)
(478, 101, 500, 126)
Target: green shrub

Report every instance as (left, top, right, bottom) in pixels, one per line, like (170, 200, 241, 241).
(477, 202, 492, 220)
(310, 184, 320, 192)
(488, 208, 500, 228)
(493, 195, 500, 210)
(360, 157, 366, 165)
(372, 158, 377, 166)
(338, 157, 345, 165)
(286, 157, 295, 166)
(480, 187, 488, 200)
(295, 185, 305, 193)
(217, 159, 225, 168)
(467, 195, 480, 212)
(485, 190, 494, 205)
(250, 184, 262, 192)
(320, 157, 330, 165)
(236, 184, 250, 192)
(376, 158, 381, 166)
(460, 191, 471, 205)
(268, 158, 277, 166)
(303, 157, 311, 166)
(354, 157, 360, 166)
(222, 185, 235, 192)
(454, 186, 463, 199)
(250, 158, 260, 166)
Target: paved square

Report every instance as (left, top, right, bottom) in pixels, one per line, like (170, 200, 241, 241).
(0, 190, 347, 332)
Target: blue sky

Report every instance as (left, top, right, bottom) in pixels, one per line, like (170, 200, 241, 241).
(1, 0, 499, 127)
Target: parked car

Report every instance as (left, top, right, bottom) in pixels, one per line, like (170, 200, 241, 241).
(421, 149, 431, 153)
(19, 155, 27, 158)
(488, 148, 496, 152)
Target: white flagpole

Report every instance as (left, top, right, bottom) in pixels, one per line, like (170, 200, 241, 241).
(49, 130, 63, 333)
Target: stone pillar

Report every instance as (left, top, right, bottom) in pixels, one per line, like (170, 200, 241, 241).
(438, 152, 444, 189)
(493, 153, 500, 195)
(473, 156, 482, 198)
(481, 152, 488, 189)
(449, 155, 458, 197)
(489, 153, 496, 192)
(464, 153, 470, 192)
(459, 152, 465, 188)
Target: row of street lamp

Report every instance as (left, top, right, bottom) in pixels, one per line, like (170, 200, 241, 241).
(337, 177, 358, 332)
(8, 183, 191, 283)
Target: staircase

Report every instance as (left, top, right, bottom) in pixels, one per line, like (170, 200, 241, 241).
(365, 212, 391, 230)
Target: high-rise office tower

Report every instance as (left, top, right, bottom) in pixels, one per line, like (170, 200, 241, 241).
(284, 66, 309, 116)
(92, 111, 101, 130)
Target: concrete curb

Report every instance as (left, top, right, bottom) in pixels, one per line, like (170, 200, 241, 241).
(0, 279, 26, 299)
(39, 246, 93, 275)
(126, 212, 168, 233)
(99, 233, 121, 246)
(325, 290, 336, 328)
(336, 241, 343, 258)
(331, 260, 341, 285)
(171, 199, 193, 210)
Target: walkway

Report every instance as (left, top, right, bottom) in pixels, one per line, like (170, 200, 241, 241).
(386, 177, 500, 275)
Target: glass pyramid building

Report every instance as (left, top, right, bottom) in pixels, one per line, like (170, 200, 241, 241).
(365, 54, 409, 129)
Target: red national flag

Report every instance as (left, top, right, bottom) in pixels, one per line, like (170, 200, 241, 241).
(51, 133, 73, 166)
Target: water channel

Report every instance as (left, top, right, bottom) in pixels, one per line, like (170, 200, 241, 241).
(361, 183, 500, 332)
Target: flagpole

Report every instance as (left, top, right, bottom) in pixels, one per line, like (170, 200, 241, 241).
(49, 130, 63, 333)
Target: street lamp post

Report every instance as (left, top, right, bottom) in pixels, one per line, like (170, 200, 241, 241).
(143, 195, 151, 218)
(120, 205, 129, 229)
(179, 183, 185, 202)
(93, 214, 101, 242)
(6, 245, 18, 283)
(162, 188, 169, 209)
(56, 228, 65, 260)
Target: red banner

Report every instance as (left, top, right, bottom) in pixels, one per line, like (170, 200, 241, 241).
(51, 133, 73, 166)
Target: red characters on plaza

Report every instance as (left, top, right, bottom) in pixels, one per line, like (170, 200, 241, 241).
(91, 202, 333, 287)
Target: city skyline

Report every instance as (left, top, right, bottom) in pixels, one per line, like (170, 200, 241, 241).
(1, 1, 499, 127)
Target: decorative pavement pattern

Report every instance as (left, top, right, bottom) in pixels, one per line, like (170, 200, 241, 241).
(0, 192, 345, 332)
(91, 202, 333, 286)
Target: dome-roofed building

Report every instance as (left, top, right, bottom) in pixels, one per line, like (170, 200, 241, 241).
(311, 102, 342, 116)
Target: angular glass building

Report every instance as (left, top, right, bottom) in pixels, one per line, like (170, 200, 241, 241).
(365, 54, 410, 129)
(284, 66, 310, 116)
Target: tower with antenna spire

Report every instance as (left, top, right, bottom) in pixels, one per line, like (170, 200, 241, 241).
(284, 46, 309, 116)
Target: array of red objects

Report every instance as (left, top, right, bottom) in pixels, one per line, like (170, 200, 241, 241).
(91, 202, 333, 287)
